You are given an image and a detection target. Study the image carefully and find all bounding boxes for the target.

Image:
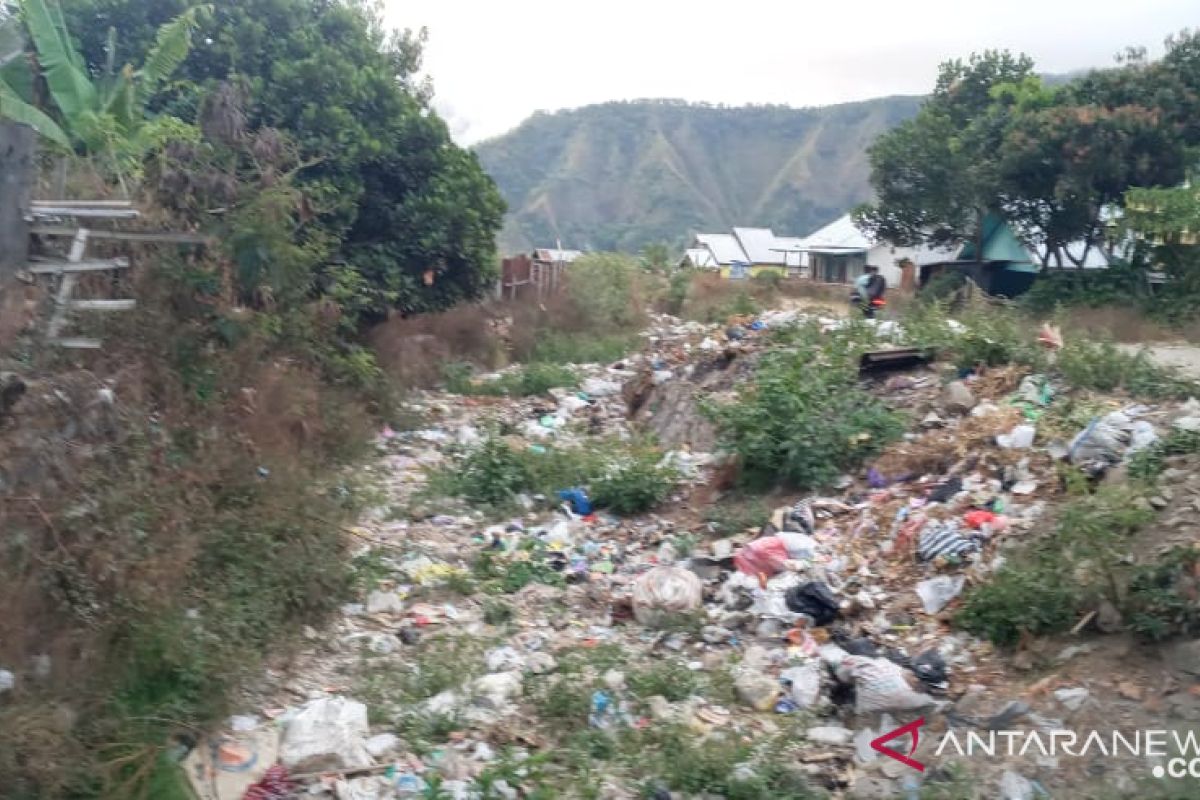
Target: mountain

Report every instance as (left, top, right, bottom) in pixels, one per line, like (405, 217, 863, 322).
(473, 96, 924, 254)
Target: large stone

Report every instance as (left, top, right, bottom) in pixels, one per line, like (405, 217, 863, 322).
(280, 697, 372, 773)
(941, 381, 977, 414)
(1165, 639, 1200, 677)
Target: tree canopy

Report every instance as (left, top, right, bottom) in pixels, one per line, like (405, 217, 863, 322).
(50, 0, 505, 318)
(856, 32, 1200, 271)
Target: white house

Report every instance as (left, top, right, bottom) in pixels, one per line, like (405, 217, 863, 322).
(801, 214, 957, 289)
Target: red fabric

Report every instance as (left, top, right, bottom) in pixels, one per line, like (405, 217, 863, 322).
(243, 765, 293, 800)
(734, 536, 790, 578)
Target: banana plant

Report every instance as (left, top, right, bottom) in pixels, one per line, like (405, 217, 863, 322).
(0, 0, 211, 157)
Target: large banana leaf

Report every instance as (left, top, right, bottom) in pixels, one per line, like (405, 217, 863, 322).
(137, 4, 211, 106)
(0, 79, 69, 147)
(19, 0, 95, 120)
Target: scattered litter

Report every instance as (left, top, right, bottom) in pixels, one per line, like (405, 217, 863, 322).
(279, 697, 372, 773)
(785, 581, 840, 625)
(631, 566, 703, 626)
(997, 424, 1036, 449)
(916, 575, 966, 614)
(733, 536, 791, 578)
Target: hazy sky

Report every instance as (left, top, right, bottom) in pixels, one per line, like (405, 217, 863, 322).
(383, 0, 1197, 144)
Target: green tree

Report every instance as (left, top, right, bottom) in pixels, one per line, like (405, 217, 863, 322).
(0, 0, 208, 180)
(640, 241, 672, 272)
(855, 51, 1036, 260)
(56, 0, 504, 319)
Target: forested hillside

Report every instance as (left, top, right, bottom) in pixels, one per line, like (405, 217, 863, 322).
(474, 97, 922, 253)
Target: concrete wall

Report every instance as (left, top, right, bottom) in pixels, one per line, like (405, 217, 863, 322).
(0, 122, 34, 279)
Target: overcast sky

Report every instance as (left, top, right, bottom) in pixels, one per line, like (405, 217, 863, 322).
(383, 0, 1197, 145)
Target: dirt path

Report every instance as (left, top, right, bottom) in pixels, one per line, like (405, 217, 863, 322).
(1122, 342, 1200, 382)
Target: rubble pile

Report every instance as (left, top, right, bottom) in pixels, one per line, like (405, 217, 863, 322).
(176, 312, 1200, 800)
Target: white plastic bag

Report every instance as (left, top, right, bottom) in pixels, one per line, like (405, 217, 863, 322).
(632, 566, 703, 626)
(280, 697, 373, 772)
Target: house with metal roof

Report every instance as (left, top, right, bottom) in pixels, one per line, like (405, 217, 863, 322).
(800, 213, 956, 290)
(688, 228, 806, 279)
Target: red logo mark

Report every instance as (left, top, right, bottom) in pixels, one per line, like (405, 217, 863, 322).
(870, 717, 926, 772)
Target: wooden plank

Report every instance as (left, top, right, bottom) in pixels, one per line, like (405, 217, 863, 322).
(52, 337, 102, 349)
(31, 206, 140, 220)
(46, 273, 78, 339)
(30, 225, 211, 245)
(28, 258, 130, 274)
(69, 299, 136, 311)
(33, 200, 133, 208)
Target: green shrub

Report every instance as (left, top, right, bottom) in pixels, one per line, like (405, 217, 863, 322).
(1128, 428, 1200, 482)
(442, 362, 578, 397)
(958, 489, 1155, 646)
(530, 331, 638, 365)
(956, 564, 1078, 647)
(1021, 263, 1145, 314)
(708, 326, 904, 489)
(1125, 547, 1200, 642)
(591, 449, 679, 514)
(1058, 341, 1199, 399)
(626, 661, 698, 702)
(453, 436, 533, 505)
(567, 253, 645, 332)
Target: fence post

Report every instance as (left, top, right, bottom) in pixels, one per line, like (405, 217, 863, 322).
(0, 122, 35, 279)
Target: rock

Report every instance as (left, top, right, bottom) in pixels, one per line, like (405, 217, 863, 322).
(365, 733, 400, 758)
(525, 652, 557, 675)
(1053, 687, 1090, 711)
(735, 670, 779, 712)
(1164, 639, 1200, 677)
(1095, 600, 1123, 633)
(702, 625, 731, 644)
(849, 777, 899, 800)
(365, 590, 404, 615)
(806, 726, 854, 746)
(280, 697, 373, 773)
(582, 377, 622, 397)
(999, 770, 1035, 800)
(941, 381, 977, 414)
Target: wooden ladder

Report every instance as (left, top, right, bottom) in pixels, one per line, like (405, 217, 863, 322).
(29, 201, 139, 350)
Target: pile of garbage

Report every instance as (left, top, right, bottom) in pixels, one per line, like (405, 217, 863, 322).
(174, 312, 1200, 800)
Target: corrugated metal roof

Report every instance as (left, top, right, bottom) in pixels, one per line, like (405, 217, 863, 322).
(733, 227, 785, 264)
(694, 233, 749, 265)
(800, 214, 871, 253)
(682, 248, 719, 268)
(533, 248, 583, 263)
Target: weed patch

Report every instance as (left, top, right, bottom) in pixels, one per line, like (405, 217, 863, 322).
(708, 322, 904, 489)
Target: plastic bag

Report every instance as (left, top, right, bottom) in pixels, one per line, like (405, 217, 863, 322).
(632, 566, 703, 626)
(916, 575, 966, 614)
(836, 655, 934, 714)
(733, 536, 790, 578)
(997, 424, 1036, 449)
(780, 663, 822, 709)
(776, 532, 818, 560)
(784, 581, 840, 625)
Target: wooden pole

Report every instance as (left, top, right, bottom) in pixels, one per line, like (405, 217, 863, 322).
(0, 122, 35, 280)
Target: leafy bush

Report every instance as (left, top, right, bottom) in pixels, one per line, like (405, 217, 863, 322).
(566, 253, 646, 332)
(591, 449, 678, 514)
(1021, 263, 1146, 314)
(708, 325, 904, 489)
(529, 332, 638, 365)
(1125, 547, 1200, 641)
(956, 564, 1078, 647)
(958, 489, 1155, 646)
(429, 436, 677, 515)
(626, 661, 699, 702)
(1128, 428, 1200, 482)
(452, 436, 534, 505)
(442, 362, 578, 396)
(1058, 341, 1199, 399)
